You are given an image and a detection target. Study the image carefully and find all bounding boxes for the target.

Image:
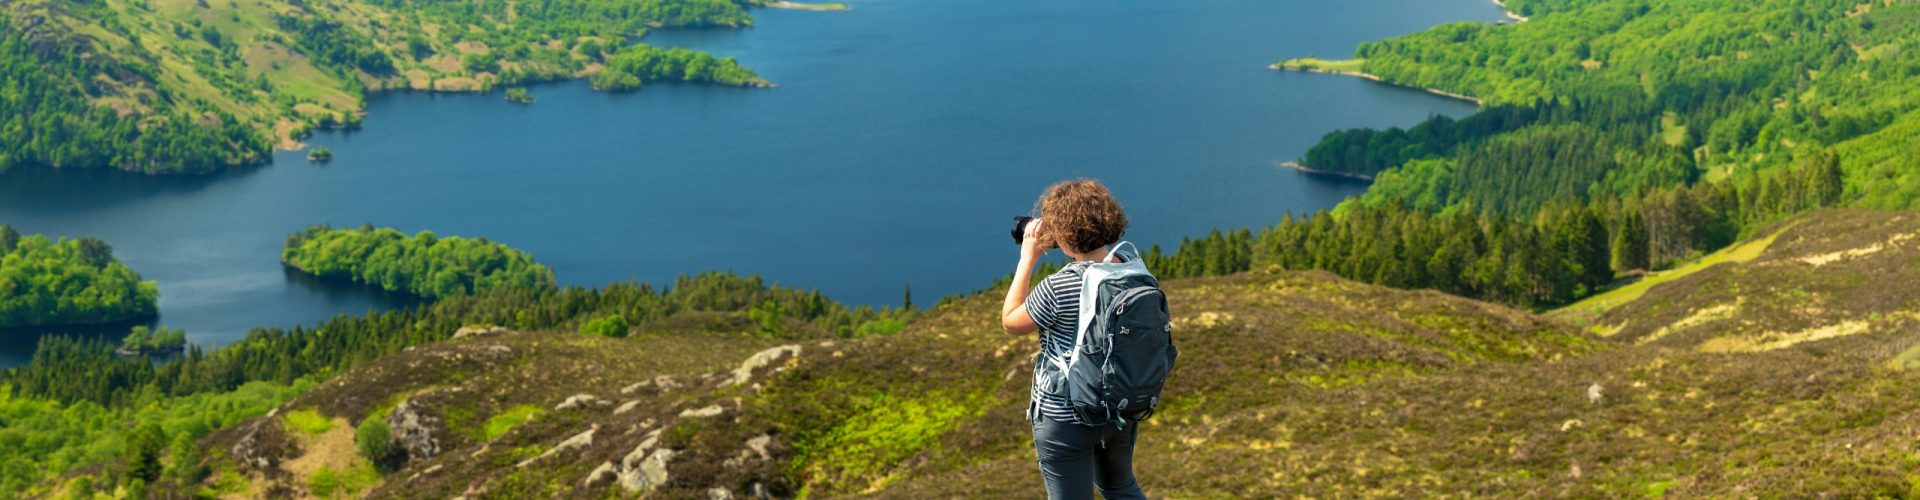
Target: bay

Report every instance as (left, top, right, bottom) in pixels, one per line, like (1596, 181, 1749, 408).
(0, 0, 1501, 365)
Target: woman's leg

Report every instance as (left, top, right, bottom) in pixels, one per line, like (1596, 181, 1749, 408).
(1033, 418, 1098, 500)
(1093, 425, 1146, 499)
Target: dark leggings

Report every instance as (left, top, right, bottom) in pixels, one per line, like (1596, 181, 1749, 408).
(1031, 417, 1148, 499)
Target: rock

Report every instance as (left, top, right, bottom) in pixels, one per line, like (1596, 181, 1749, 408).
(722, 345, 801, 387)
(746, 434, 772, 461)
(622, 448, 676, 492)
(388, 400, 443, 461)
(621, 380, 653, 394)
(557, 393, 609, 411)
(519, 425, 598, 468)
(708, 487, 734, 500)
(679, 405, 725, 418)
(230, 419, 277, 470)
(614, 400, 641, 415)
(453, 325, 509, 339)
(1560, 419, 1583, 431)
(487, 344, 513, 355)
(622, 431, 662, 469)
(1587, 383, 1604, 405)
(655, 375, 684, 392)
(584, 461, 618, 487)
(408, 463, 445, 481)
(593, 429, 675, 493)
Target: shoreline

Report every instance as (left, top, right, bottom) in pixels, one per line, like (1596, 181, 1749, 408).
(1276, 161, 1375, 181)
(1270, 62, 1484, 107)
(1491, 0, 1529, 23)
(765, 1, 849, 11)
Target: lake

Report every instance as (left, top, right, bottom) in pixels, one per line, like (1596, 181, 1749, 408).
(0, 0, 1500, 366)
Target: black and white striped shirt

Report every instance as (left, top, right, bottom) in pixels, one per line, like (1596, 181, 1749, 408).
(1025, 265, 1085, 424)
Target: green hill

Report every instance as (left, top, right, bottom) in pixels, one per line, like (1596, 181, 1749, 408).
(151, 210, 1920, 497)
(0, 0, 768, 174)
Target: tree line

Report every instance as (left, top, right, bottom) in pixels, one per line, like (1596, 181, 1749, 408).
(282, 225, 559, 299)
(0, 226, 159, 328)
(1144, 151, 1845, 308)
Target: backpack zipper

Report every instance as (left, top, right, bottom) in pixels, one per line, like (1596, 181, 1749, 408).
(1109, 286, 1161, 317)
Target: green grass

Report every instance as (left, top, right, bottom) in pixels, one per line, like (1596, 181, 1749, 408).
(307, 463, 380, 498)
(1892, 341, 1920, 371)
(283, 408, 335, 435)
(1551, 221, 1797, 328)
(1273, 57, 1369, 73)
(793, 390, 990, 491)
(482, 404, 547, 441)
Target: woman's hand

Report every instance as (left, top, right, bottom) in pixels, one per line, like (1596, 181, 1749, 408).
(1019, 218, 1048, 262)
(1003, 218, 1046, 335)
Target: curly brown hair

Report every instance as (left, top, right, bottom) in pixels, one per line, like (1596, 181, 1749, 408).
(1036, 178, 1129, 254)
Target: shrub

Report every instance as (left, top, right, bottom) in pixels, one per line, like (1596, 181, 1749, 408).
(354, 414, 393, 468)
(579, 314, 629, 338)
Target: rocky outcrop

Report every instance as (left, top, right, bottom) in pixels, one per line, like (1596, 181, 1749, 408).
(557, 393, 609, 411)
(679, 405, 726, 418)
(452, 325, 509, 340)
(721, 345, 801, 387)
(581, 427, 679, 493)
(230, 417, 292, 471)
(389, 399, 443, 461)
(520, 425, 598, 468)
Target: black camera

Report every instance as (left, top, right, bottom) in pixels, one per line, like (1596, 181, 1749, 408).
(1011, 216, 1036, 245)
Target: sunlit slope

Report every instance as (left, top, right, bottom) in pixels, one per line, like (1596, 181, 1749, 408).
(1591, 209, 1920, 352)
(191, 211, 1920, 497)
(1, 0, 758, 173)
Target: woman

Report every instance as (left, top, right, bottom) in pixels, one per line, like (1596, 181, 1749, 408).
(1001, 178, 1149, 500)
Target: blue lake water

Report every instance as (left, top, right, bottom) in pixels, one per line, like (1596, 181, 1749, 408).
(0, 0, 1500, 365)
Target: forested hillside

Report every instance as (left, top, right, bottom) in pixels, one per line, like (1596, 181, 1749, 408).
(1232, 0, 1915, 308)
(0, 0, 768, 174)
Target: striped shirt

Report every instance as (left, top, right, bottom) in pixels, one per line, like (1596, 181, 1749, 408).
(1026, 265, 1086, 424)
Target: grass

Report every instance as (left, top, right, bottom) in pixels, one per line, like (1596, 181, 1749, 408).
(792, 390, 990, 491)
(283, 408, 335, 435)
(483, 404, 547, 440)
(1551, 221, 1797, 328)
(1273, 57, 1369, 73)
(1659, 112, 1690, 146)
(1891, 339, 1920, 370)
(307, 463, 380, 498)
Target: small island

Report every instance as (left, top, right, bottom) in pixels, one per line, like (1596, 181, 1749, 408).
(506, 87, 534, 104)
(0, 225, 159, 328)
(766, 1, 850, 11)
(282, 225, 557, 298)
(116, 325, 187, 356)
(308, 146, 333, 163)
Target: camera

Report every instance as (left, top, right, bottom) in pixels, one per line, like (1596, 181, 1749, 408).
(1011, 216, 1037, 245)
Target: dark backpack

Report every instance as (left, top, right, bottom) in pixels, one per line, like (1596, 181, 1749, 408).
(1032, 242, 1177, 428)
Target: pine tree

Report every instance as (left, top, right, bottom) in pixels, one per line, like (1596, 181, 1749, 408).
(1612, 212, 1651, 273)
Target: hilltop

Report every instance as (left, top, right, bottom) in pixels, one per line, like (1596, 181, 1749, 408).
(165, 209, 1920, 497)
